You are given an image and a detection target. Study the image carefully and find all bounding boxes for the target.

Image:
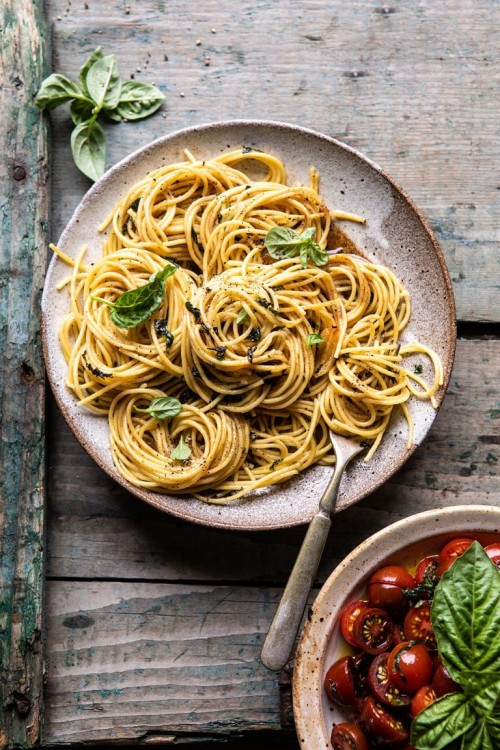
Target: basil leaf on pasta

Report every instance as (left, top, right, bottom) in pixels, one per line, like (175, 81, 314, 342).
(134, 397, 182, 420)
(306, 333, 325, 346)
(112, 81, 165, 121)
(170, 435, 191, 462)
(70, 119, 106, 181)
(265, 226, 328, 268)
(92, 264, 177, 328)
(237, 309, 250, 324)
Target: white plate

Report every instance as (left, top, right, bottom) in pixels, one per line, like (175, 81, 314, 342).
(42, 120, 456, 530)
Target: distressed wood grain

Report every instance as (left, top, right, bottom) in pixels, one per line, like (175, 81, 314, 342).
(45, 0, 499, 323)
(0, 1, 49, 748)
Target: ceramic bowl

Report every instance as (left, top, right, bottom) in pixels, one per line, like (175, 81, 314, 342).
(292, 504, 500, 749)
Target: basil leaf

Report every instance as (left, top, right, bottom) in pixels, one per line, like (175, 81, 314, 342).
(35, 74, 86, 110)
(170, 435, 191, 462)
(78, 47, 103, 97)
(237, 309, 250, 324)
(459, 671, 500, 719)
(85, 54, 122, 111)
(462, 718, 498, 750)
(70, 119, 106, 181)
(134, 396, 182, 420)
(70, 98, 94, 125)
(103, 108, 124, 123)
(410, 693, 476, 750)
(306, 333, 325, 346)
(432, 542, 500, 682)
(93, 264, 176, 328)
(112, 80, 165, 121)
(265, 226, 328, 268)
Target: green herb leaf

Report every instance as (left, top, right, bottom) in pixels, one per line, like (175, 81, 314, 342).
(112, 80, 165, 120)
(264, 226, 328, 268)
(431, 542, 500, 682)
(306, 333, 325, 346)
(85, 54, 122, 111)
(35, 74, 86, 110)
(410, 692, 476, 750)
(70, 98, 94, 125)
(78, 47, 104, 97)
(134, 396, 182, 420)
(459, 671, 500, 718)
(462, 719, 498, 750)
(170, 435, 191, 462)
(237, 309, 250, 324)
(70, 119, 106, 181)
(92, 264, 176, 328)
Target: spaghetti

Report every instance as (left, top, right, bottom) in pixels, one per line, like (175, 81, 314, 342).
(53, 149, 443, 503)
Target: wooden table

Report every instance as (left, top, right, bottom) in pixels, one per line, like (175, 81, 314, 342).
(1, 1, 498, 747)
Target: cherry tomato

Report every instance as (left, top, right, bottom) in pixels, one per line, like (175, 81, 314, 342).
(431, 659, 460, 697)
(360, 696, 409, 745)
(387, 641, 433, 694)
(330, 722, 370, 750)
(351, 651, 373, 696)
(367, 652, 411, 708)
(340, 600, 370, 647)
(484, 542, 500, 567)
(367, 565, 416, 618)
(415, 555, 439, 585)
(353, 607, 395, 655)
(411, 685, 437, 717)
(436, 538, 475, 577)
(403, 602, 436, 646)
(392, 622, 407, 646)
(324, 656, 358, 706)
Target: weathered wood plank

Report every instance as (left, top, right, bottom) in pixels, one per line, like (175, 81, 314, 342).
(47, 339, 500, 583)
(45, 0, 499, 323)
(43, 582, 293, 746)
(0, 1, 49, 748)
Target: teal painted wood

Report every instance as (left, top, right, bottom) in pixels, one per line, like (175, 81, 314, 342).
(0, 1, 49, 747)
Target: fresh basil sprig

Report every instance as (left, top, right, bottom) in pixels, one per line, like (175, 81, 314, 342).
(264, 227, 329, 268)
(35, 47, 165, 181)
(170, 435, 191, 462)
(134, 396, 182, 420)
(411, 542, 500, 750)
(92, 264, 176, 328)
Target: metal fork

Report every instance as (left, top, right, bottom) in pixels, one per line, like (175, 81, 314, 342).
(260, 431, 364, 671)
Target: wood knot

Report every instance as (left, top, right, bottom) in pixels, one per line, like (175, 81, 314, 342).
(13, 691, 31, 716)
(13, 165, 26, 181)
(20, 361, 36, 384)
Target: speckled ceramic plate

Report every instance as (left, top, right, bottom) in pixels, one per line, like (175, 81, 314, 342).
(292, 505, 500, 749)
(42, 120, 456, 530)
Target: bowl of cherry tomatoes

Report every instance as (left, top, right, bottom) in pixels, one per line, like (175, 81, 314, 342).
(292, 505, 500, 749)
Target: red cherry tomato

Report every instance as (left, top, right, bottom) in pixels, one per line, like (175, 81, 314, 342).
(353, 607, 395, 655)
(324, 656, 358, 706)
(340, 600, 370, 646)
(436, 538, 475, 577)
(403, 602, 436, 646)
(484, 542, 500, 567)
(330, 722, 370, 750)
(367, 565, 416, 618)
(411, 685, 437, 717)
(360, 696, 409, 745)
(367, 652, 411, 708)
(431, 660, 460, 697)
(387, 641, 433, 694)
(392, 622, 407, 646)
(351, 651, 373, 696)
(415, 555, 439, 585)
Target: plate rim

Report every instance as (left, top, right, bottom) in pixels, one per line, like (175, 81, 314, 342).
(42, 119, 457, 531)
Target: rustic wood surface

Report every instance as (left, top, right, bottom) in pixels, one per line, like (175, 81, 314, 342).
(0, 1, 49, 748)
(3, 0, 499, 747)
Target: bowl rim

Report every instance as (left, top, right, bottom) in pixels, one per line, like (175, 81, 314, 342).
(292, 504, 500, 748)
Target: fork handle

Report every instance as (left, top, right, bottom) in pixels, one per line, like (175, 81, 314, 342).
(260, 511, 331, 672)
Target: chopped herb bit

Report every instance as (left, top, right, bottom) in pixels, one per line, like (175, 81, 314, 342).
(270, 458, 283, 471)
(242, 145, 263, 154)
(179, 387, 197, 403)
(82, 351, 112, 379)
(165, 331, 174, 349)
(185, 301, 201, 319)
(155, 318, 169, 336)
(414, 364, 424, 374)
(129, 197, 141, 212)
(248, 327, 261, 342)
(217, 213, 222, 223)
(360, 440, 370, 448)
(256, 297, 270, 309)
(306, 333, 325, 347)
(191, 365, 201, 378)
(247, 346, 256, 364)
(209, 345, 226, 361)
(212, 326, 219, 335)
(271, 285, 284, 291)
(200, 322, 211, 335)
(395, 343, 401, 356)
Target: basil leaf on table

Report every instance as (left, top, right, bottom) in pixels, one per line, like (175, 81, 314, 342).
(78, 46, 103, 97)
(35, 74, 88, 110)
(112, 80, 165, 121)
(170, 435, 191, 462)
(92, 264, 177, 328)
(71, 119, 106, 182)
(70, 99, 94, 126)
(410, 693, 476, 750)
(134, 396, 182, 420)
(264, 227, 328, 268)
(431, 542, 500, 682)
(85, 54, 122, 111)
